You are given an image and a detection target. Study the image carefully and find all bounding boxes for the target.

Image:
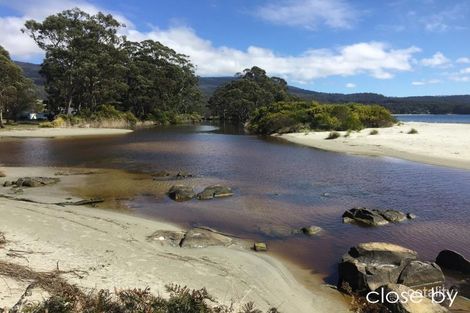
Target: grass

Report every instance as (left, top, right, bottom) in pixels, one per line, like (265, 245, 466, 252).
(369, 129, 379, 135)
(407, 128, 418, 134)
(325, 131, 341, 140)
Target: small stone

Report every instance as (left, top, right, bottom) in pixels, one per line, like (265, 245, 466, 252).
(254, 242, 267, 251)
(407, 213, 417, 219)
(301, 226, 323, 236)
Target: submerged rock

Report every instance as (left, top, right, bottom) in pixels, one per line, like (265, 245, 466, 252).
(257, 224, 295, 238)
(168, 185, 195, 201)
(301, 225, 323, 236)
(196, 185, 233, 200)
(13, 177, 60, 187)
(436, 250, 470, 274)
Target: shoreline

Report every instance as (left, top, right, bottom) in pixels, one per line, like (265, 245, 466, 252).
(278, 122, 470, 170)
(0, 166, 349, 312)
(0, 127, 133, 138)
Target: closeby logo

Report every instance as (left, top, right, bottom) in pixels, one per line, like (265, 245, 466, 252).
(366, 286, 458, 307)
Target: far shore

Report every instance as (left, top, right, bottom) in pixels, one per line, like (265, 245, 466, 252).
(278, 122, 470, 170)
(0, 166, 349, 312)
(0, 127, 133, 138)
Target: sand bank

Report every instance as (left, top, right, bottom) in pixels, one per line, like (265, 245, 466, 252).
(0, 166, 349, 312)
(0, 127, 132, 138)
(279, 122, 470, 170)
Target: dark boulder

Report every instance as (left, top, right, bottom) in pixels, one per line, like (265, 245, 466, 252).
(342, 208, 389, 226)
(436, 250, 470, 274)
(168, 185, 195, 201)
(397, 261, 445, 288)
(196, 185, 233, 200)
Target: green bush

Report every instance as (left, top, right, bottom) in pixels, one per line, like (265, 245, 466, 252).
(248, 101, 396, 134)
(369, 129, 379, 135)
(408, 128, 418, 134)
(326, 131, 341, 140)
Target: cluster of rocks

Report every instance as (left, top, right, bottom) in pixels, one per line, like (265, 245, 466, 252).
(3, 177, 60, 188)
(256, 223, 323, 238)
(338, 242, 470, 313)
(168, 184, 234, 202)
(343, 207, 416, 226)
(153, 170, 193, 180)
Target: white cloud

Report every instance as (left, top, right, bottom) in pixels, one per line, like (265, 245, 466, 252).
(420, 52, 451, 68)
(0, 0, 131, 60)
(456, 57, 470, 64)
(460, 67, 470, 74)
(411, 79, 440, 86)
(126, 27, 420, 81)
(255, 0, 359, 30)
(345, 83, 356, 88)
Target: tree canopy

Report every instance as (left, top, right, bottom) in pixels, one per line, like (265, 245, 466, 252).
(22, 8, 202, 121)
(208, 66, 292, 122)
(0, 45, 37, 127)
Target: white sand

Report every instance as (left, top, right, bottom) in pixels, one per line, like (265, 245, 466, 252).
(279, 122, 470, 170)
(0, 167, 349, 313)
(0, 127, 132, 138)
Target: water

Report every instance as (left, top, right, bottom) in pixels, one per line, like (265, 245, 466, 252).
(1, 124, 470, 283)
(394, 114, 470, 124)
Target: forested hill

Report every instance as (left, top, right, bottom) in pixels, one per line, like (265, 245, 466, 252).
(15, 61, 470, 114)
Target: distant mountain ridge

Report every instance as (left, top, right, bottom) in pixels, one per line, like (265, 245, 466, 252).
(15, 61, 470, 114)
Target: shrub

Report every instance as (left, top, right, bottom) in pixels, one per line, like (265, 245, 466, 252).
(344, 130, 352, 137)
(369, 129, 379, 135)
(408, 128, 418, 134)
(326, 131, 341, 140)
(39, 121, 54, 128)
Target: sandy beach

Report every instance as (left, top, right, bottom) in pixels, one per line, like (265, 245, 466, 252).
(0, 166, 349, 312)
(0, 127, 133, 138)
(279, 122, 470, 170)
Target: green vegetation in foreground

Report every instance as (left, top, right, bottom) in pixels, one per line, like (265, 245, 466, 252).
(248, 101, 397, 134)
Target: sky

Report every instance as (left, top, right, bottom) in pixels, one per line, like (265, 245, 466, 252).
(0, 0, 469, 97)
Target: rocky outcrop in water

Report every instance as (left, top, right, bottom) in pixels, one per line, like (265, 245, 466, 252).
(436, 250, 470, 274)
(196, 185, 233, 200)
(3, 177, 60, 188)
(342, 208, 413, 226)
(168, 185, 195, 201)
(338, 242, 445, 294)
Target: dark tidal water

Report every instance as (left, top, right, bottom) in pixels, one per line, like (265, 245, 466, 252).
(1, 123, 469, 283)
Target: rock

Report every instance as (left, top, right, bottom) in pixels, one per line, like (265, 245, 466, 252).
(14, 177, 60, 187)
(254, 242, 267, 251)
(407, 213, 417, 219)
(180, 228, 233, 248)
(153, 170, 172, 178)
(168, 185, 195, 201)
(147, 230, 185, 247)
(301, 225, 323, 236)
(379, 209, 407, 223)
(342, 208, 389, 226)
(176, 171, 192, 178)
(338, 242, 418, 293)
(3, 181, 12, 187)
(0, 171, 5, 177)
(397, 261, 445, 289)
(196, 185, 233, 200)
(436, 250, 470, 274)
(380, 284, 448, 313)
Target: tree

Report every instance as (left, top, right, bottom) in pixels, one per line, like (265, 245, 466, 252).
(23, 8, 126, 115)
(208, 66, 291, 122)
(0, 46, 36, 127)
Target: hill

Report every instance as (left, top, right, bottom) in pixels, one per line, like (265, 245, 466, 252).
(16, 61, 470, 114)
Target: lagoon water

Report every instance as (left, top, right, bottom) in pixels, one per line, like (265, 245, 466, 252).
(1, 123, 470, 283)
(394, 114, 470, 123)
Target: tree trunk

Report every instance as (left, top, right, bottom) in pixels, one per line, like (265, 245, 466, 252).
(66, 96, 72, 116)
(0, 109, 4, 128)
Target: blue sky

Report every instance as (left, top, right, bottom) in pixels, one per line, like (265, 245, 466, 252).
(1, 0, 469, 96)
